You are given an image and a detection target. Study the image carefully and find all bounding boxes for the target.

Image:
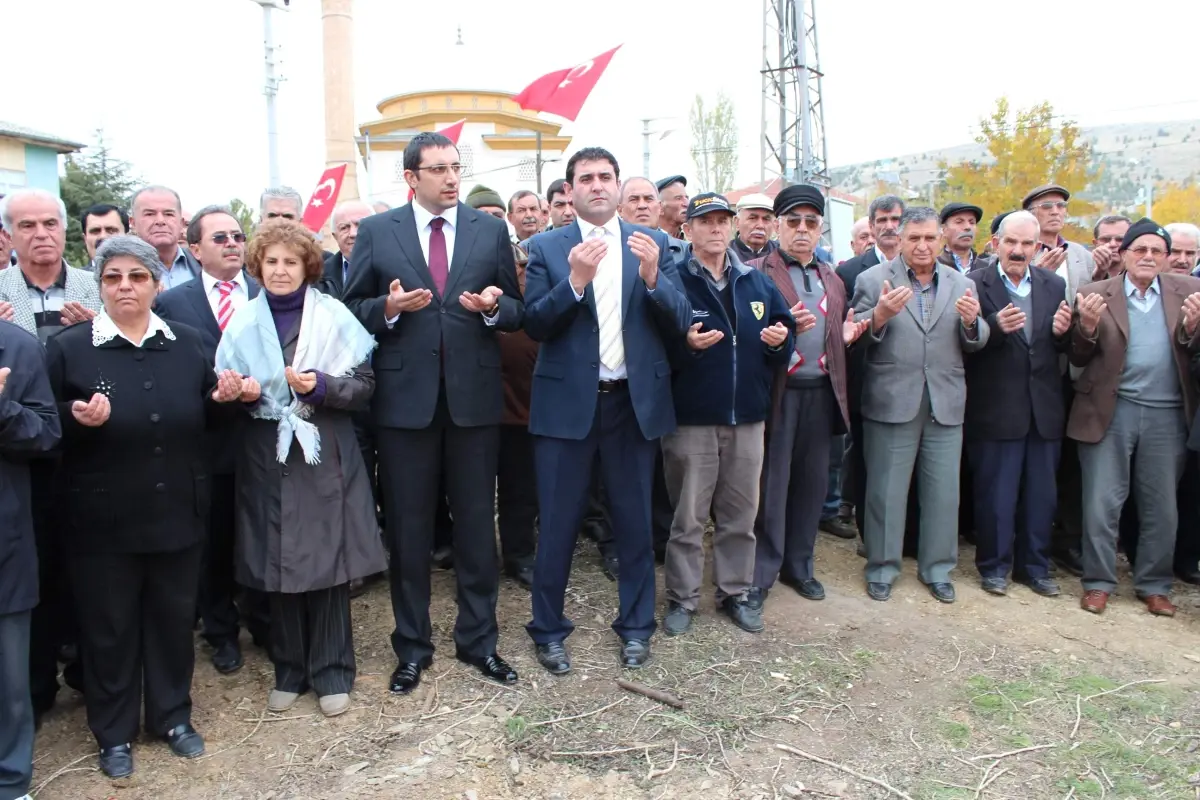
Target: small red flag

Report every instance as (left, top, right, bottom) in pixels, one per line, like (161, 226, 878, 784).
(301, 164, 347, 232)
(407, 119, 468, 202)
(512, 45, 621, 121)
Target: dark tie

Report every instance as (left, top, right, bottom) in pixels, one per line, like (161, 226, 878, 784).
(429, 217, 448, 296)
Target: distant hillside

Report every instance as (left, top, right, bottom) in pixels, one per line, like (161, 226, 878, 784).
(830, 119, 1200, 208)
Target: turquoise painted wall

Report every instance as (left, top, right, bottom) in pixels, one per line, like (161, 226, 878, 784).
(23, 145, 61, 195)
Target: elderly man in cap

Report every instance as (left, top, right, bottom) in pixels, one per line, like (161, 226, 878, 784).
(731, 193, 778, 262)
(937, 202, 990, 274)
(466, 185, 507, 221)
(966, 211, 1072, 598)
(1023, 184, 1092, 299)
(1069, 219, 1200, 616)
(660, 193, 794, 635)
(851, 206, 990, 603)
(656, 176, 688, 240)
(749, 185, 868, 607)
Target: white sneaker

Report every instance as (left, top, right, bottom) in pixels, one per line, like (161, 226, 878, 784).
(268, 689, 300, 713)
(318, 693, 351, 717)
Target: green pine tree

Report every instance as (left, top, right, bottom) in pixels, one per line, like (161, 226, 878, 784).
(59, 129, 140, 266)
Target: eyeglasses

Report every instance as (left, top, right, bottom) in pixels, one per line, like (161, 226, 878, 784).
(783, 214, 821, 230)
(264, 212, 297, 220)
(100, 270, 154, 286)
(1095, 235, 1123, 245)
(211, 232, 247, 244)
(1129, 246, 1167, 258)
(1034, 201, 1068, 211)
(414, 163, 463, 176)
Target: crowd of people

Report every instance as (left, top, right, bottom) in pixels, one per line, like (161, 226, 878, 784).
(0, 132, 1198, 797)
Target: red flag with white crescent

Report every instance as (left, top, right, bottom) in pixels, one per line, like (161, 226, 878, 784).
(301, 164, 347, 232)
(513, 45, 621, 121)
(407, 119, 468, 202)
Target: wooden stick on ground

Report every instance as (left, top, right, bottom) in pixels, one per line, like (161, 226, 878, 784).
(616, 678, 684, 709)
(775, 743, 915, 800)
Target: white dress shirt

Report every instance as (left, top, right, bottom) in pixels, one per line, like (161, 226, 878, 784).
(573, 216, 627, 381)
(1125, 274, 1160, 313)
(201, 270, 249, 321)
(998, 263, 1033, 297)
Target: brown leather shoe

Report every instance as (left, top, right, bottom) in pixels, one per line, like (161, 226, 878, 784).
(1141, 595, 1177, 617)
(1080, 590, 1109, 614)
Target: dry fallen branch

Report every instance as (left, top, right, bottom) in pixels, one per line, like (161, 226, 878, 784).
(970, 743, 1056, 761)
(549, 741, 676, 758)
(527, 697, 627, 728)
(646, 740, 680, 780)
(616, 678, 684, 708)
(1070, 694, 1083, 739)
(774, 743, 914, 800)
(1084, 679, 1166, 702)
(199, 708, 268, 760)
(32, 754, 95, 797)
(946, 640, 965, 674)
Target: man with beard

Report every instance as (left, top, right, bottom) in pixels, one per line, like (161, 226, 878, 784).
(937, 202, 990, 273)
(731, 194, 778, 262)
(656, 176, 688, 240)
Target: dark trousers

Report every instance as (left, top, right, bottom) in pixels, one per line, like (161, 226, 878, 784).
(651, 448, 673, 555)
(353, 411, 384, 525)
(581, 458, 615, 552)
(432, 473, 454, 552)
(199, 474, 269, 649)
(378, 390, 500, 663)
(849, 409, 920, 556)
(0, 611, 33, 800)
(755, 384, 835, 586)
(1119, 451, 1200, 573)
(528, 385, 657, 644)
(69, 545, 201, 748)
(497, 424, 538, 569)
(1053, 382, 1083, 556)
(269, 584, 354, 696)
(968, 435, 1060, 580)
(29, 460, 79, 714)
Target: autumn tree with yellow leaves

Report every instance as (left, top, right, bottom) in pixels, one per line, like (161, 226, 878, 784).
(1150, 182, 1200, 225)
(941, 98, 1100, 244)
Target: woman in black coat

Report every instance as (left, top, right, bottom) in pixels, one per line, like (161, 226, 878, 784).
(45, 236, 246, 779)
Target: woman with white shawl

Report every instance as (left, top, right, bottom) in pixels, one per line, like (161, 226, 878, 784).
(217, 220, 386, 718)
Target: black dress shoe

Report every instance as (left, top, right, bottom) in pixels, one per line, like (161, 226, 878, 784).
(744, 586, 767, 610)
(927, 582, 956, 604)
(980, 577, 1008, 596)
(99, 743, 133, 778)
(535, 641, 571, 675)
(1176, 567, 1200, 586)
(348, 577, 367, 598)
(620, 638, 651, 669)
(720, 595, 765, 633)
(163, 724, 205, 758)
(457, 652, 518, 684)
(211, 640, 243, 675)
(431, 545, 454, 570)
(1019, 576, 1061, 597)
(389, 656, 433, 694)
(867, 582, 891, 601)
(818, 516, 858, 539)
(1052, 547, 1084, 577)
(600, 553, 620, 582)
(781, 574, 825, 601)
(505, 564, 534, 590)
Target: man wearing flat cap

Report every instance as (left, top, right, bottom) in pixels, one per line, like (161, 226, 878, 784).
(748, 184, 869, 610)
(656, 176, 688, 240)
(1068, 219, 1200, 617)
(660, 193, 794, 636)
(732, 194, 779, 263)
(937, 202, 991, 274)
(1023, 184, 1092, 301)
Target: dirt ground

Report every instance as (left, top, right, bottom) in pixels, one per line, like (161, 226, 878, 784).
(30, 533, 1200, 799)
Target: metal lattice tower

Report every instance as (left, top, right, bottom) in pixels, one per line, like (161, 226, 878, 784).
(760, 0, 829, 190)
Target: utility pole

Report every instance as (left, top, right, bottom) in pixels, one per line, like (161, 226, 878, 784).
(252, 0, 288, 189)
(761, 0, 829, 190)
(641, 118, 674, 178)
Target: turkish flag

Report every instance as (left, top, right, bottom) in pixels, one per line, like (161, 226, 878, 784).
(407, 119, 468, 202)
(513, 45, 621, 121)
(301, 164, 347, 232)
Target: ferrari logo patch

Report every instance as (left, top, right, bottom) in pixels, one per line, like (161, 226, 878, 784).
(750, 301, 765, 320)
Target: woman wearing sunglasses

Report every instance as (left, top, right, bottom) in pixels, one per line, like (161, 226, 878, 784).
(44, 235, 248, 778)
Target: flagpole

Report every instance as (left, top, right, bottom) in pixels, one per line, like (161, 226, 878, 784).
(363, 131, 373, 201)
(535, 131, 544, 194)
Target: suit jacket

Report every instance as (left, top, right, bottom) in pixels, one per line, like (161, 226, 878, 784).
(851, 258, 990, 425)
(754, 249, 851, 431)
(523, 219, 692, 440)
(343, 201, 522, 429)
(154, 271, 261, 474)
(835, 248, 882, 415)
(0, 321, 61, 615)
(1067, 273, 1200, 444)
(0, 264, 100, 337)
(1060, 241, 1094, 300)
(320, 250, 347, 298)
(965, 264, 1067, 441)
(45, 319, 217, 554)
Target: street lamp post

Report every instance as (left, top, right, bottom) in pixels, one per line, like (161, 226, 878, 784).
(251, 0, 289, 189)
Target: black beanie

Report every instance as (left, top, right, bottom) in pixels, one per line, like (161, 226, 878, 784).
(1119, 217, 1172, 253)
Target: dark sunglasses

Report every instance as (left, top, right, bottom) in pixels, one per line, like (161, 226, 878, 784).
(100, 270, 154, 286)
(212, 232, 248, 245)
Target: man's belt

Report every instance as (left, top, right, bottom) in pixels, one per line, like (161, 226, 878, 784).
(598, 379, 628, 393)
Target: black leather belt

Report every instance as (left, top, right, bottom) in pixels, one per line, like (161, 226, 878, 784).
(598, 379, 628, 393)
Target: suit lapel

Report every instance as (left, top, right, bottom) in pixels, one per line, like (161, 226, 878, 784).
(444, 204, 477, 300)
(1104, 281, 1130, 342)
(890, 259, 922, 328)
(185, 280, 222, 341)
(244, 270, 261, 300)
(558, 223, 595, 319)
(390, 205, 436, 295)
(1031, 268, 1056, 338)
(981, 263, 1010, 325)
(1161, 275, 1185, 341)
(928, 263, 955, 330)
(619, 221, 639, 317)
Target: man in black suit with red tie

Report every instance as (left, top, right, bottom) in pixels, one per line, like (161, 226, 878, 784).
(343, 132, 523, 693)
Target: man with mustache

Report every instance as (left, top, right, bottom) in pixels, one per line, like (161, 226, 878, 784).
(507, 191, 542, 243)
(547, 179, 575, 230)
(730, 194, 778, 262)
(937, 202, 990, 274)
(656, 176, 688, 240)
(1166, 223, 1200, 276)
(965, 211, 1071, 598)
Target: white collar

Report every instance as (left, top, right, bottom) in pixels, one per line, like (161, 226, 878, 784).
(201, 269, 243, 294)
(577, 215, 620, 239)
(873, 244, 889, 264)
(997, 262, 1032, 286)
(92, 308, 175, 348)
(1124, 274, 1160, 299)
(412, 201, 458, 231)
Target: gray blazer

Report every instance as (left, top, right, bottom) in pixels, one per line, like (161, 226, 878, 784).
(851, 257, 990, 426)
(0, 264, 101, 337)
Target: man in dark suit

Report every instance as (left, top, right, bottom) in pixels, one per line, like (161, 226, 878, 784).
(155, 205, 268, 674)
(966, 210, 1071, 598)
(523, 147, 691, 673)
(835, 195, 906, 543)
(343, 131, 523, 693)
(0, 319, 61, 800)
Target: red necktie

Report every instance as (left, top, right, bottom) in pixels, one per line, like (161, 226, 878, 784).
(429, 217, 448, 296)
(216, 280, 236, 331)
